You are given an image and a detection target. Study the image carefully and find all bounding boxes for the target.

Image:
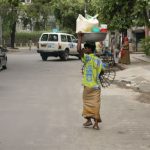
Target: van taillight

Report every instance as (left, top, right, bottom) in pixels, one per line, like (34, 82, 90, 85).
(58, 43, 61, 49)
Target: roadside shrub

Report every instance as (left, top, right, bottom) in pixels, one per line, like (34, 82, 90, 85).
(15, 32, 43, 44)
(3, 31, 43, 46)
(3, 30, 77, 47)
(141, 36, 150, 56)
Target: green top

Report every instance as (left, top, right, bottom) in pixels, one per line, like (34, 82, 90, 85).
(82, 53, 102, 88)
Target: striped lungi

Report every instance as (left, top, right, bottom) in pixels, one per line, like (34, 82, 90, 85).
(82, 86, 102, 122)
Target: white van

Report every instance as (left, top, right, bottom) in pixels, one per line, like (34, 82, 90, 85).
(37, 32, 79, 61)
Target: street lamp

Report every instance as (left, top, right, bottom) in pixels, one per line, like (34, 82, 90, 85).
(84, 0, 91, 18)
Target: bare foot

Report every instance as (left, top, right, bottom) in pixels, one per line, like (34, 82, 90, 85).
(93, 120, 100, 130)
(83, 119, 92, 127)
(93, 123, 100, 130)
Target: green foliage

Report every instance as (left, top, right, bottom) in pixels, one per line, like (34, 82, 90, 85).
(132, 0, 150, 27)
(1, 0, 150, 46)
(141, 36, 150, 56)
(95, 0, 136, 31)
(91, 0, 150, 31)
(0, 0, 22, 47)
(3, 31, 43, 45)
(51, 0, 84, 32)
(8, 0, 20, 7)
(32, 0, 52, 4)
(25, 0, 52, 31)
(16, 32, 42, 44)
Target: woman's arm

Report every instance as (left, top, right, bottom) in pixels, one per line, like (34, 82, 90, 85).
(77, 32, 84, 58)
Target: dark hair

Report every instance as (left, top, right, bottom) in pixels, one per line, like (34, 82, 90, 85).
(84, 42, 96, 53)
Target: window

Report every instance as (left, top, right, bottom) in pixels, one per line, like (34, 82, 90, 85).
(41, 34, 48, 41)
(61, 35, 67, 42)
(67, 36, 72, 42)
(48, 34, 58, 41)
(71, 36, 77, 43)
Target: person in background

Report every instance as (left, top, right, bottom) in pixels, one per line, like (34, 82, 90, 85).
(102, 46, 112, 56)
(95, 41, 103, 56)
(28, 39, 32, 51)
(110, 36, 115, 55)
(119, 37, 130, 64)
(77, 32, 104, 130)
(113, 44, 120, 64)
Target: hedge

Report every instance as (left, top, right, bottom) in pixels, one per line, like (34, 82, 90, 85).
(3, 31, 44, 46)
(16, 32, 43, 44)
(3, 30, 77, 47)
(140, 36, 150, 56)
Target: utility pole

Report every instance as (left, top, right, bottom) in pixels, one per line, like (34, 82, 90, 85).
(0, 16, 2, 46)
(84, 0, 91, 18)
(84, 1, 87, 18)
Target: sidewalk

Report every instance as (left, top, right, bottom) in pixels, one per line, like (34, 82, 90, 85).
(115, 53, 150, 97)
(7, 46, 37, 52)
(131, 53, 150, 63)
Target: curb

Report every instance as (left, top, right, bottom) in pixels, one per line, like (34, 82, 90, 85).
(7, 47, 37, 52)
(132, 56, 150, 63)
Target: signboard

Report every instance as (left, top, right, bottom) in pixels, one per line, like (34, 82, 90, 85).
(52, 29, 59, 33)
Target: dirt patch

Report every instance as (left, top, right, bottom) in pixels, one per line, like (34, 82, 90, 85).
(136, 93, 150, 104)
(113, 80, 139, 91)
(113, 80, 150, 104)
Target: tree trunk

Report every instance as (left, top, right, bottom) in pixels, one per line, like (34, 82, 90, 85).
(10, 21, 16, 48)
(0, 16, 2, 46)
(145, 26, 150, 37)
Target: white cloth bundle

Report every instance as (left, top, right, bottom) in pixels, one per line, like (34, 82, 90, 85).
(76, 14, 99, 33)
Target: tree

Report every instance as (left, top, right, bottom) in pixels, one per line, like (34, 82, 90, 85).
(90, 0, 150, 32)
(0, 1, 11, 45)
(0, 0, 20, 48)
(132, 0, 150, 27)
(133, 0, 150, 37)
(51, 0, 84, 33)
(0, 0, 53, 47)
(20, 0, 60, 31)
(88, 0, 150, 53)
(89, 0, 135, 32)
(8, 0, 20, 48)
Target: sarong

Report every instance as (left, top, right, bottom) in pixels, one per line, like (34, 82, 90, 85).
(82, 86, 101, 122)
(119, 44, 130, 64)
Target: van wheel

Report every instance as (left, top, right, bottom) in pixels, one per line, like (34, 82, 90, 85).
(60, 50, 69, 61)
(2, 65, 7, 70)
(41, 54, 48, 61)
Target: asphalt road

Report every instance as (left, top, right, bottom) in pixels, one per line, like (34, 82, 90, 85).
(0, 52, 150, 150)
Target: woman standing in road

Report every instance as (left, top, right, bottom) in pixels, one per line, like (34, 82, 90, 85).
(77, 32, 104, 130)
